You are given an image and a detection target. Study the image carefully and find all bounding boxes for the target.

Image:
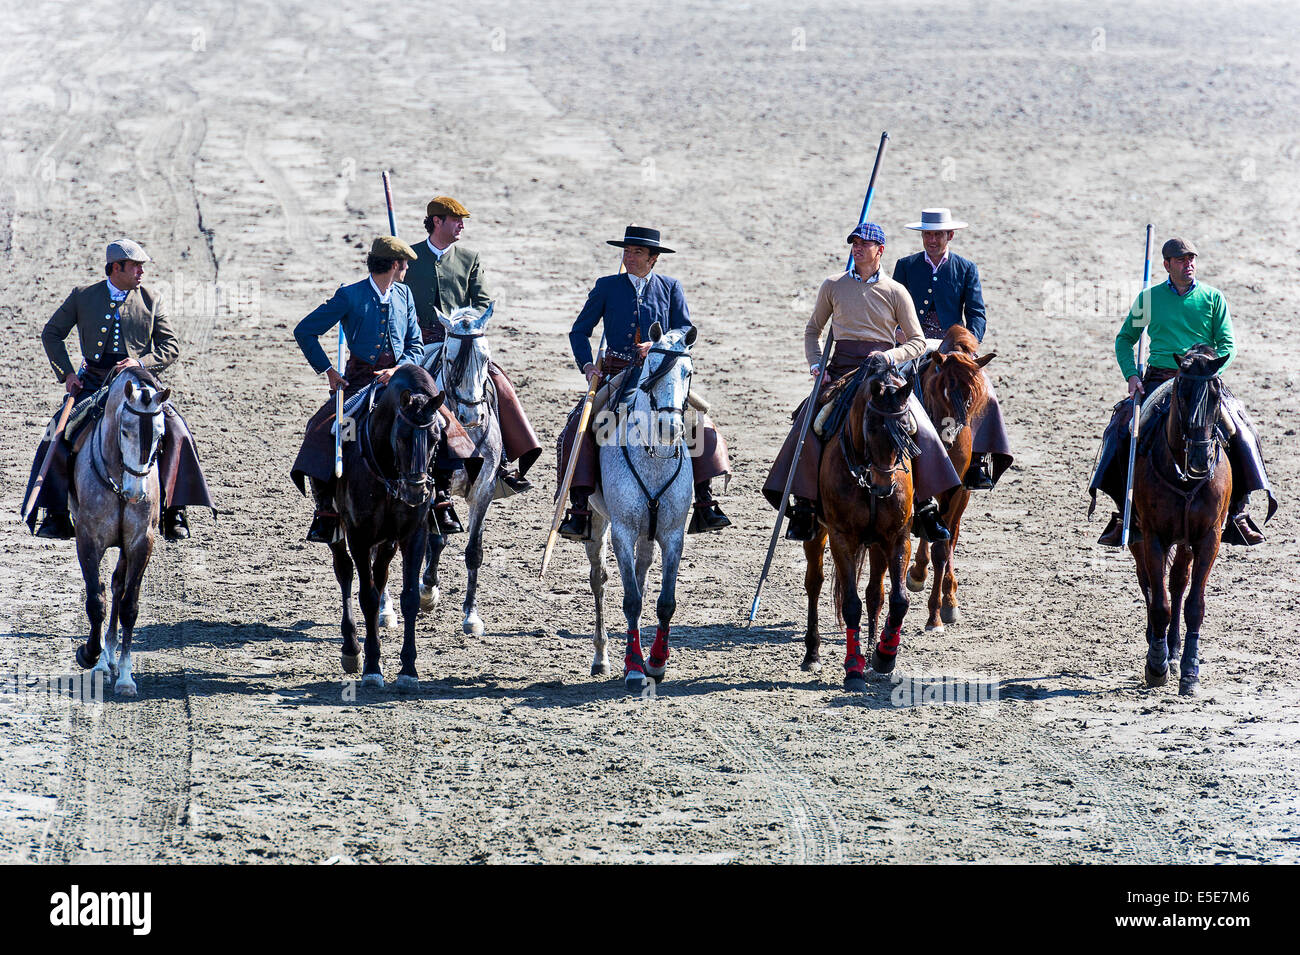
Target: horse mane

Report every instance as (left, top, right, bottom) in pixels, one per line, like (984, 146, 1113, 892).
(938, 324, 980, 357)
(923, 349, 988, 427)
(117, 365, 163, 391)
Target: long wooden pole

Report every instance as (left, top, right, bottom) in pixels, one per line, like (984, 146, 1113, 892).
(22, 393, 75, 522)
(1121, 223, 1154, 548)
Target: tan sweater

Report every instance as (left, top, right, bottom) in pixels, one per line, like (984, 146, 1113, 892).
(804, 269, 925, 367)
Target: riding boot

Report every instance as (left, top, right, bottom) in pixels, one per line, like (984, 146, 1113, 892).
(1221, 498, 1265, 546)
(964, 453, 995, 490)
(559, 489, 592, 542)
(784, 497, 818, 542)
(914, 498, 951, 542)
(35, 510, 76, 540)
(687, 479, 730, 533)
(1098, 511, 1140, 547)
(162, 506, 191, 542)
(431, 471, 463, 535)
(498, 464, 533, 495)
(307, 477, 339, 545)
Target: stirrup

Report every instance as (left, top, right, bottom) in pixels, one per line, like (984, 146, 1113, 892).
(307, 510, 339, 545)
(1221, 512, 1264, 547)
(35, 511, 76, 540)
(1098, 512, 1140, 547)
(688, 501, 730, 534)
(558, 508, 591, 543)
(163, 507, 190, 541)
(914, 504, 951, 542)
(784, 502, 817, 542)
(498, 467, 533, 495)
(433, 499, 464, 535)
(964, 457, 995, 490)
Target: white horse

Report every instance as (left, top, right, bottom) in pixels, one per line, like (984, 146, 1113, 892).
(414, 303, 502, 637)
(71, 370, 169, 697)
(586, 322, 696, 691)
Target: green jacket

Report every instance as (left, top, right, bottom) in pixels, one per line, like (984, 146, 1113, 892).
(42, 280, 178, 382)
(402, 239, 491, 338)
(1115, 280, 1234, 381)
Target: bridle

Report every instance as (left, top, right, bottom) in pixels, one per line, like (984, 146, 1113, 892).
(90, 392, 164, 502)
(616, 341, 693, 538)
(841, 394, 916, 499)
(360, 392, 440, 506)
(638, 345, 692, 459)
(440, 330, 491, 426)
(1164, 368, 1223, 484)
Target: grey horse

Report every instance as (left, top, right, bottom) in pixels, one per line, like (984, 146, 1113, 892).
(70, 369, 169, 697)
(414, 303, 503, 637)
(586, 322, 696, 691)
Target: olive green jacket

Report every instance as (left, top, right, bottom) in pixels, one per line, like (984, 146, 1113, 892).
(41, 280, 178, 382)
(402, 239, 491, 337)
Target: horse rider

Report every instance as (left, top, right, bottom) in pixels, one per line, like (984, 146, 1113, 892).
(402, 196, 542, 503)
(892, 207, 1011, 489)
(556, 224, 732, 541)
(763, 222, 961, 542)
(290, 236, 476, 543)
(1090, 237, 1276, 546)
(23, 238, 215, 541)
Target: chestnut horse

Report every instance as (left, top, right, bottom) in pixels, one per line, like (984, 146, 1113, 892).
(907, 326, 994, 631)
(1130, 345, 1232, 696)
(803, 357, 916, 690)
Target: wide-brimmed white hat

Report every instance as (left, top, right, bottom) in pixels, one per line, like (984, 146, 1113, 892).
(905, 208, 968, 231)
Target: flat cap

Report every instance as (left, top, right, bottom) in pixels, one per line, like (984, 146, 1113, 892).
(106, 238, 151, 264)
(370, 235, 418, 260)
(846, 222, 886, 245)
(426, 196, 470, 218)
(1161, 237, 1198, 258)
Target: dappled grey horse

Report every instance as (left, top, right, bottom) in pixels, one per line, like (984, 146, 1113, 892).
(71, 369, 169, 697)
(415, 303, 503, 637)
(586, 322, 697, 691)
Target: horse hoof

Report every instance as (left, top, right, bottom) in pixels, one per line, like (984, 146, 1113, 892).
(75, 644, 97, 670)
(361, 673, 385, 689)
(646, 667, 666, 684)
(462, 616, 484, 636)
(906, 572, 926, 593)
(869, 650, 897, 675)
(924, 622, 945, 634)
(378, 610, 399, 629)
(341, 652, 361, 675)
(419, 585, 439, 613)
(940, 605, 959, 625)
(1144, 664, 1169, 688)
(625, 672, 647, 693)
(114, 679, 137, 698)
(844, 671, 868, 692)
(800, 657, 822, 673)
(395, 674, 418, 693)
(591, 661, 610, 677)
(1178, 676, 1199, 697)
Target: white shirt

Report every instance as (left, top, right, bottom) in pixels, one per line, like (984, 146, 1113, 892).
(925, 250, 950, 276)
(627, 272, 650, 299)
(106, 278, 129, 302)
(426, 238, 447, 260)
(368, 276, 392, 305)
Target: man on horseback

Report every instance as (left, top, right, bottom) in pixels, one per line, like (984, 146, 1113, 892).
(291, 236, 475, 542)
(556, 225, 732, 542)
(23, 238, 215, 542)
(1091, 237, 1277, 546)
(402, 196, 542, 502)
(891, 207, 1010, 489)
(763, 222, 961, 542)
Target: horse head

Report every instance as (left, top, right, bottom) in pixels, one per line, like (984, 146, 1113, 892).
(638, 321, 696, 458)
(375, 364, 445, 507)
(109, 371, 169, 504)
(436, 303, 493, 425)
(1172, 343, 1229, 480)
(923, 346, 991, 435)
(843, 358, 915, 496)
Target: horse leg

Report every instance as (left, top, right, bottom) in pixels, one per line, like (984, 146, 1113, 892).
(1166, 544, 1192, 679)
(395, 526, 427, 692)
(461, 504, 487, 637)
(871, 537, 910, 675)
(103, 558, 124, 679)
(907, 534, 929, 593)
(925, 537, 947, 632)
(1179, 535, 1221, 697)
(802, 529, 828, 672)
(113, 551, 148, 698)
(585, 511, 610, 676)
(373, 540, 399, 627)
(75, 535, 107, 674)
(646, 528, 678, 684)
(1141, 538, 1172, 688)
(332, 540, 361, 674)
(829, 533, 866, 690)
(940, 504, 965, 626)
(420, 530, 446, 612)
(611, 524, 646, 692)
(350, 534, 384, 688)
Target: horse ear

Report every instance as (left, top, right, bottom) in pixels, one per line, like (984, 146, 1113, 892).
(428, 391, 445, 413)
(155, 388, 171, 405)
(436, 309, 451, 329)
(480, 302, 494, 324)
(976, 352, 996, 367)
(124, 380, 136, 402)
(400, 389, 413, 407)
(684, 325, 698, 347)
(649, 321, 663, 342)
(1210, 353, 1230, 373)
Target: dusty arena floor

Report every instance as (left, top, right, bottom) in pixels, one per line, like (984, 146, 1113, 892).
(1, 0, 1297, 864)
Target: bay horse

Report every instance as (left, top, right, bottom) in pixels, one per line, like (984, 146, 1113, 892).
(71, 368, 169, 697)
(332, 363, 445, 689)
(1130, 344, 1232, 696)
(586, 322, 696, 691)
(417, 304, 503, 637)
(803, 356, 917, 691)
(907, 325, 995, 631)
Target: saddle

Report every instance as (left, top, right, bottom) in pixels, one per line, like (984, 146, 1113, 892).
(812, 365, 917, 441)
(587, 366, 711, 430)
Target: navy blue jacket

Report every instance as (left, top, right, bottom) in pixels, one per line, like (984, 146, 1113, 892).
(295, 278, 424, 374)
(569, 272, 692, 370)
(892, 251, 986, 342)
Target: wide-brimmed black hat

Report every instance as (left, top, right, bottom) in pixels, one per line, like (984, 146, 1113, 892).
(607, 225, 675, 254)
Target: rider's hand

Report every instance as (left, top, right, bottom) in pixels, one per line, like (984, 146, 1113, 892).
(635, 341, 652, 360)
(1127, 375, 1144, 399)
(112, 357, 141, 373)
(64, 373, 83, 396)
(373, 367, 396, 385)
(583, 362, 599, 385)
(326, 367, 348, 393)
(809, 363, 821, 378)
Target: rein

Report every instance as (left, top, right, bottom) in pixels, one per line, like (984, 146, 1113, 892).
(440, 331, 491, 420)
(358, 396, 438, 505)
(840, 399, 914, 499)
(1148, 369, 1226, 544)
(619, 345, 692, 539)
(88, 400, 163, 501)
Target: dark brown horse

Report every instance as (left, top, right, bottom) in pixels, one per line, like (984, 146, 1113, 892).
(802, 356, 917, 690)
(907, 325, 994, 631)
(1131, 345, 1232, 696)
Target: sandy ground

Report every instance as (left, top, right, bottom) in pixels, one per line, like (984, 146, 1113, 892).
(1, 0, 1298, 864)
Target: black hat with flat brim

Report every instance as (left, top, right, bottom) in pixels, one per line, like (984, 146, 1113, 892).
(607, 225, 675, 254)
